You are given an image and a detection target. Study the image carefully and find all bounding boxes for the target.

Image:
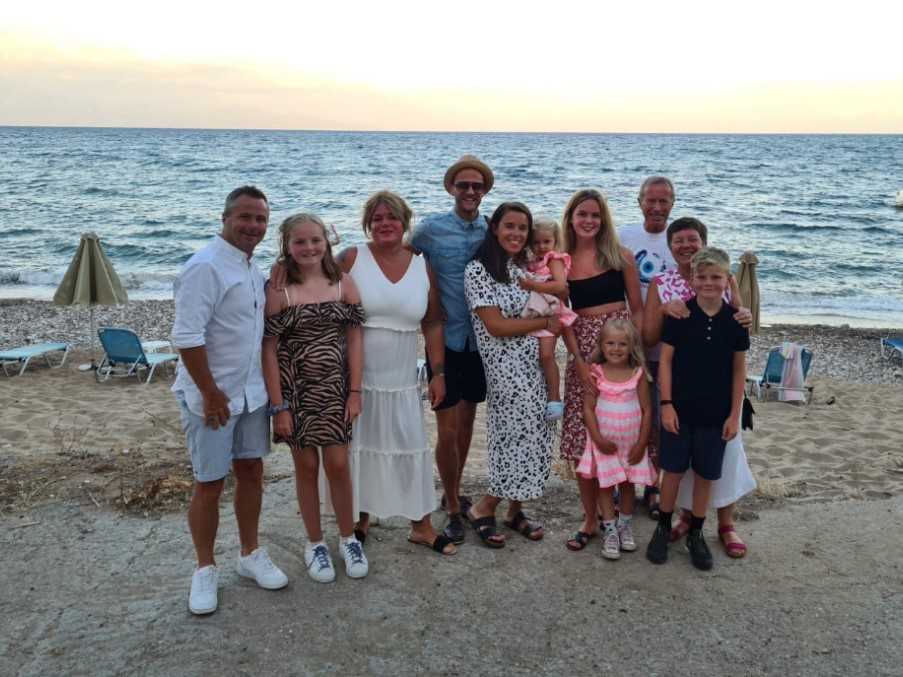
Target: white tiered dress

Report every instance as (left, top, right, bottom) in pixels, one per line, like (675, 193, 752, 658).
(349, 245, 437, 520)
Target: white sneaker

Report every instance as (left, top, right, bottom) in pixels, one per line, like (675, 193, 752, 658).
(339, 537, 369, 579)
(304, 543, 336, 583)
(617, 522, 637, 552)
(601, 528, 621, 560)
(236, 547, 288, 590)
(188, 565, 219, 615)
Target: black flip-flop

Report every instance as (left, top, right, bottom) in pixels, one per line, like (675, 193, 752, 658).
(566, 531, 596, 551)
(443, 513, 466, 545)
(407, 533, 457, 556)
(503, 511, 544, 541)
(466, 511, 505, 549)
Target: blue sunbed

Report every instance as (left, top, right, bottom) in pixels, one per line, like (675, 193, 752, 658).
(0, 342, 71, 376)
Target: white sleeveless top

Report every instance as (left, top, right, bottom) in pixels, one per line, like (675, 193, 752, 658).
(349, 245, 429, 332)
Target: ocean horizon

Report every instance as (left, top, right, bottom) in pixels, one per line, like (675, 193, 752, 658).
(2, 126, 902, 328)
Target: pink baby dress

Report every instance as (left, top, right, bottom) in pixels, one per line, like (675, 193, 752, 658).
(524, 251, 578, 337)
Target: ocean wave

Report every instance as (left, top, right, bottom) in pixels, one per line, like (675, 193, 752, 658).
(0, 227, 42, 238)
(0, 269, 177, 293)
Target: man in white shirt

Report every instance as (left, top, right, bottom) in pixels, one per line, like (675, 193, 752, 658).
(618, 176, 677, 299)
(172, 185, 288, 615)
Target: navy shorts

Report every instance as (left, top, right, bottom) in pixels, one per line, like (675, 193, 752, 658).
(659, 423, 726, 481)
(425, 345, 487, 411)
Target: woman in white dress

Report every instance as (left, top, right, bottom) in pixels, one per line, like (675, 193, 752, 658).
(337, 191, 455, 556)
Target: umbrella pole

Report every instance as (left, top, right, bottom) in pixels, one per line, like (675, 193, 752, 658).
(78, 305, 97, 372)
(90, 305, 96, 369)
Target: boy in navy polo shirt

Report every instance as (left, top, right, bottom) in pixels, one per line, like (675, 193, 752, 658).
(646, 247, 749, 570)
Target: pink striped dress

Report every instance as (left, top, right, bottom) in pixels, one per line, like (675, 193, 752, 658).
(576, 364, 656, 488)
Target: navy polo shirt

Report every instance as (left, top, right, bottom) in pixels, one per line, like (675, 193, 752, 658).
(661, 298, 750, 426)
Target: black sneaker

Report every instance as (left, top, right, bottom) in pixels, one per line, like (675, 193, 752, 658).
(645, 523, 670, 564)
(443, 513, 466, 545)
(686, 529, 713, 571)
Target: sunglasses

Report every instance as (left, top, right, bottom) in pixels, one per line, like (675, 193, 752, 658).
(454, 181, 485, 193)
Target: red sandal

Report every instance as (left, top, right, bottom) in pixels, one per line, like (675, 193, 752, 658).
(718, 525, 748, 558)
(670, 514, 691, 542)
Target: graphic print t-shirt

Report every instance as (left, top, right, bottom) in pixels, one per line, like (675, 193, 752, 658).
(618, 223, 675, 300)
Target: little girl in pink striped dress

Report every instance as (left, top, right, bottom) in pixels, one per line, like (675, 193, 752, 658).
(520, 218, 577, 420)
(578, 319, 654, 560)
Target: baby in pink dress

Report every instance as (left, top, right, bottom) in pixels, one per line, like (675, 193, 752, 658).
(520, 218, 577, 420)
(577, 318, 654, 560)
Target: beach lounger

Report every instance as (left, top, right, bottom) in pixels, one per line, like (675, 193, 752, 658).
(880, 337, 903, 362)
(746, 344, 814, 404)
(96, 327, 178, 384)
(0, 342, 70, 376)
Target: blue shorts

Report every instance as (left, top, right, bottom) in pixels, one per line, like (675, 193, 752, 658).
(659, 423, 726, 481)
(177, 396, 270, 482)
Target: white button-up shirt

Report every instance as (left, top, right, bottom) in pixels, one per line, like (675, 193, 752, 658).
(171, 235, 267, 417)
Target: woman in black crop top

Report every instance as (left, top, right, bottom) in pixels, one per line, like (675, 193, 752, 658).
(556, 189, 645, 551)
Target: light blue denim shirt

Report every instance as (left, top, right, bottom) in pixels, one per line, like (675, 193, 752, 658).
(411, 210, 487, 352)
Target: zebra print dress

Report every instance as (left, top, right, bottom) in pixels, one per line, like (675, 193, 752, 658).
(264, 301, 365, 448)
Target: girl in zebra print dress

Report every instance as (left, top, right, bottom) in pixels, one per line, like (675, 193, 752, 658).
(262, 213, 368, 582)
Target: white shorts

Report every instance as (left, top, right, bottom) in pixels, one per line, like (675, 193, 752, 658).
(177, 396, 270, 482)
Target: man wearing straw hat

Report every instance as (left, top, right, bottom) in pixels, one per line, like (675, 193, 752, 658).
(172, 185, 288, 615)
(410, 155, 494, 545)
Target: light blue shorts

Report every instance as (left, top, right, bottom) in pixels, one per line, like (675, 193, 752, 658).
(177, 396, 271, 482)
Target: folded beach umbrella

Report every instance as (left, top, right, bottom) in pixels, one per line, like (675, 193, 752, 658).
(53, 232, 129, 368)
(736, 251, 760, 335)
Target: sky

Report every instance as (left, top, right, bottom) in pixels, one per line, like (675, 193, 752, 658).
(2, 1, 902, 133)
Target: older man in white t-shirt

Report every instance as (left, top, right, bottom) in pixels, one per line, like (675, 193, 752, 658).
(618, 176, 677, 514)
(172, 185, 288, 615)
(618, 176, 677, 301)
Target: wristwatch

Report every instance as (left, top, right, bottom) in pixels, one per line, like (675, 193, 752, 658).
(267, 401, 290, 416)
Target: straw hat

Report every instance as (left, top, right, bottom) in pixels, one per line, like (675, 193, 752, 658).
(443, 155, 494, 195)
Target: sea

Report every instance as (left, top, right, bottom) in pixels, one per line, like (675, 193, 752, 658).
(2, 127, 902, 327)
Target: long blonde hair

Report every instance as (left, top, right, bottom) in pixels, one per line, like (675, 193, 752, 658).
(589, 319, 652, 381)
(278, 213, 343, 285)
(561, 188, 623, 271)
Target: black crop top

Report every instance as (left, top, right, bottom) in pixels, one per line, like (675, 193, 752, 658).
(569, 270, 626, 310)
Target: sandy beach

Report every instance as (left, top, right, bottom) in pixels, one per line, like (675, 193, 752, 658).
(1, 298, 902, 675)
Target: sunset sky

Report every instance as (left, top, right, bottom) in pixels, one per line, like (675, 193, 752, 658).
(2, 1, 902, 133)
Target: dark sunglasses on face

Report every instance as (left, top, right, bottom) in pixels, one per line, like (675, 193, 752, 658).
(454, 181, 485, 193)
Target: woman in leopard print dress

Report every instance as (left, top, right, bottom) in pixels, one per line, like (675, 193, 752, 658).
(462, 202, 558, 548)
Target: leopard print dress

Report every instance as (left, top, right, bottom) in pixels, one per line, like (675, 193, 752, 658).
(464, 259, 551, 501)
(264, 299, 365, 449)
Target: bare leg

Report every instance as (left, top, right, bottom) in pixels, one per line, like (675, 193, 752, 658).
(434, 406, 461, 515)
(659, 471, 683, 514)
(539, 337, 559, 401)
(717, 502, 736, 527)
(233, 458, 263, 556)
(292, 446, 323, 542)
(576, 475, 601, 533)
(598, 487, 617, 521)
(691, 474, 713, 519)
(322, 444, 354, 537)
(618, 481, 636, 516)
(455, 401, 477, 488)
(188, 478, 225, 567)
